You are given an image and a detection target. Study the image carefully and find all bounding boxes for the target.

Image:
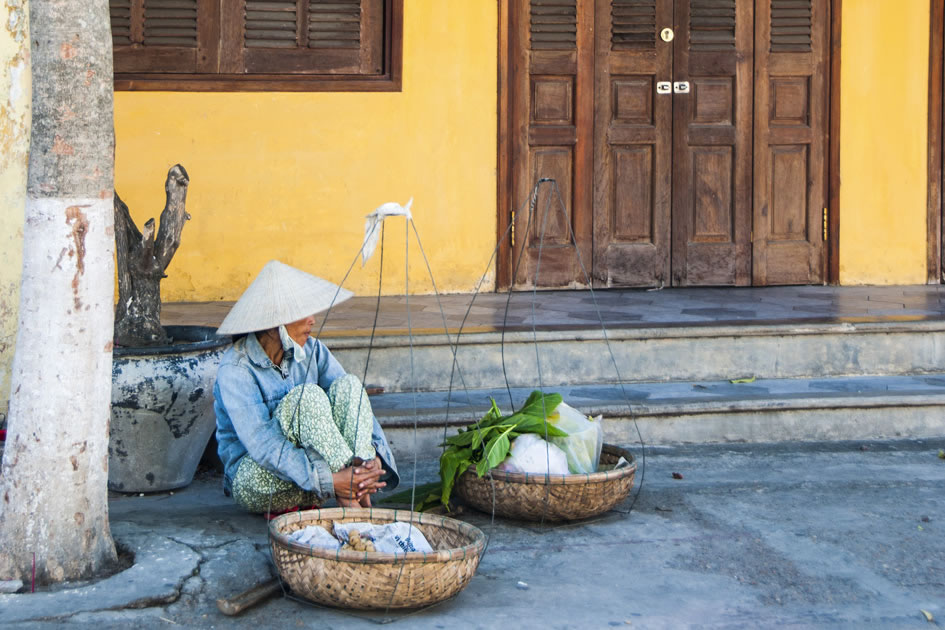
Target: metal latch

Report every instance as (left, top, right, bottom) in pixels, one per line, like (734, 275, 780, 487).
(656, 81, 672, 95)
(673, 81, 690, 94)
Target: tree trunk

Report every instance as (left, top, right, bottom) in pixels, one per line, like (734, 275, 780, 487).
(113, 165, 191, 347)
(0, 0, 118, 583)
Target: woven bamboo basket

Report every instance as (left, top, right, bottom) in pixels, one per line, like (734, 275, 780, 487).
(269, 507, 486, 610)
(455, 443, 636, 521)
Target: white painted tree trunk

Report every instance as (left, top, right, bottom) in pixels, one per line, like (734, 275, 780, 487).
(0, 0, 118, 583)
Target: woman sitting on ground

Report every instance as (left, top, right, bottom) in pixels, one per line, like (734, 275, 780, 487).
(213, 260, 399, 516)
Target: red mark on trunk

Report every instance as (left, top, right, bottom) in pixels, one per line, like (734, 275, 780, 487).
(60, 43, 78, 60)
(70, 455, 78, 471)
(65, 206, 90, 311)
(58, 103, 76, 122)
(52, 135, 74, 155)
(104, 341, 114, 352)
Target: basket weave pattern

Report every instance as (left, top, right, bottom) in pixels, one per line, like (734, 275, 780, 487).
(269, 507, 485, 610)
(455, 444, 636, 521)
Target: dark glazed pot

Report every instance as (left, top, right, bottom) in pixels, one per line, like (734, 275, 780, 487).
(109, 326, 231, 493)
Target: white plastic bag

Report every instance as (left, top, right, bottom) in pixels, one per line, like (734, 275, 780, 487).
(288, 524, 342, 550)
(496, 433, 569, 475)
(548, 403, 603, 474)
(334, 521, 434, 554)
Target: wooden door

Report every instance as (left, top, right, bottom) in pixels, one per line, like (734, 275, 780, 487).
(505, 0, 828, 289)
(509, 0, 594, 288)
(593, 0, 674, 287)
(752, 0, 828, 284)
(670, 0, 753, 286)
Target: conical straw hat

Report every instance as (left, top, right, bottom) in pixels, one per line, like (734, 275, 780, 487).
(216, 260, 353, 335)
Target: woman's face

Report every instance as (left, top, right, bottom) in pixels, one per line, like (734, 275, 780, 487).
(284, 314, 316, 346)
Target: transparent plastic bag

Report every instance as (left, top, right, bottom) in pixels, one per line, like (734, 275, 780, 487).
(548, 402, 604, 474)
(496, 433, 569, 475)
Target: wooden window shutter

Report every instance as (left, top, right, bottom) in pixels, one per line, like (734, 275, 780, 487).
(611, 0, 657, 51)
(240, 0, 385, 75)
(112, 0, 400, 90)
(110, 0, 200, 73)
(770, 0, 812, 52)
(689, 0, 736, 51)
(529, 0, 577, 50)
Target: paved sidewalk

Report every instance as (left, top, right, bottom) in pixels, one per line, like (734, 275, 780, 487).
(1, 438, 943, 629)
(161, 285, 945, 337)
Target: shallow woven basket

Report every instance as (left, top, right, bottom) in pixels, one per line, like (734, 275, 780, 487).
(455, 443, 636, 521)
(269, 507, 485, 610)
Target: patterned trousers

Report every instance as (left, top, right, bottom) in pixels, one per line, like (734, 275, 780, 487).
(232, 373, 377, 514)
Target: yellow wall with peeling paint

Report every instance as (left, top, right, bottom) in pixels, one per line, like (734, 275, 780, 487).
(839, 1, 930, 285)
(114, 2, 498, 301)
(0, 3, 30, 426)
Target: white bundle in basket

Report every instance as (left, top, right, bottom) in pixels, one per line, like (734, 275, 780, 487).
(286, 521, 434, 554)
(287, 524, 342, 550)
(334, 521, 434, 554)
(496, 433, 569, 475)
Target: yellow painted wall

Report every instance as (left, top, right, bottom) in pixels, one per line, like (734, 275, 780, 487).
(0, 2, 30, 425)
(839, 0, 929, 285)
(115, 2, 498, 301)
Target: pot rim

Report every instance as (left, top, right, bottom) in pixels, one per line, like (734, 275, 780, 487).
(114, 325, 231, 357)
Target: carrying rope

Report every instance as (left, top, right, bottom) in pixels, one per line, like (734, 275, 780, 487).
(262, 178, 647, 621)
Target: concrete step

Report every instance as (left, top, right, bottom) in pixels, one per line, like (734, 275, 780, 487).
(330, 319, 945, 393)
(372, 373, 945, 460)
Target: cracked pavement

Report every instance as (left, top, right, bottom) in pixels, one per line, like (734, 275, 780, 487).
(1, 438, 943, 629)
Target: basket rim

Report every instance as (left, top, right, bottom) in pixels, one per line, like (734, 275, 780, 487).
(462, 443, 636, 485)
(269, 506, 486, 565)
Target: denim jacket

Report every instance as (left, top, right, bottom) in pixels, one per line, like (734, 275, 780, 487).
(213, 333, 399, 500)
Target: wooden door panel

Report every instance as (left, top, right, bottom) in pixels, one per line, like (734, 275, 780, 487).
(690, 147, 734, 242)
(770, 145, 808, 239)
(594, 0, 673, 287)
(530, 148, 575, 245)
(753, 0, 827, 285)
(613, 147, 655, 241)
(511, 0, 593, 288)
(671, 0, 752, 286)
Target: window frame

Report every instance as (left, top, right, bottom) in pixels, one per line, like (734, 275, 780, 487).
(113, 0, 402, 92)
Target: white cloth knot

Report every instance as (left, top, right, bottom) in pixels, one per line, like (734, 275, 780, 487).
(362, 198, 413, 266)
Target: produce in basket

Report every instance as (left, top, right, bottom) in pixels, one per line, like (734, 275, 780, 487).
(287, 520, 433, 554)
(391, 390, 569, 511)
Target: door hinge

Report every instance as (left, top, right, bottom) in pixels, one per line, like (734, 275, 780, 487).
(510, 210, 515, 248)
(823, 207, 828, 242)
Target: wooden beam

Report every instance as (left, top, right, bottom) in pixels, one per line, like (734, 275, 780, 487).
(496, 0, 512, 289)
(928, 0, 943, 283)
(827, 0, 842, 284)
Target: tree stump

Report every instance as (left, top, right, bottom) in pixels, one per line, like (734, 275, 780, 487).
(114, 164, 190, 347)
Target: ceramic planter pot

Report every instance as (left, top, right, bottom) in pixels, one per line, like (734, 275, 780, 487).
(109, 325, 231, 493)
